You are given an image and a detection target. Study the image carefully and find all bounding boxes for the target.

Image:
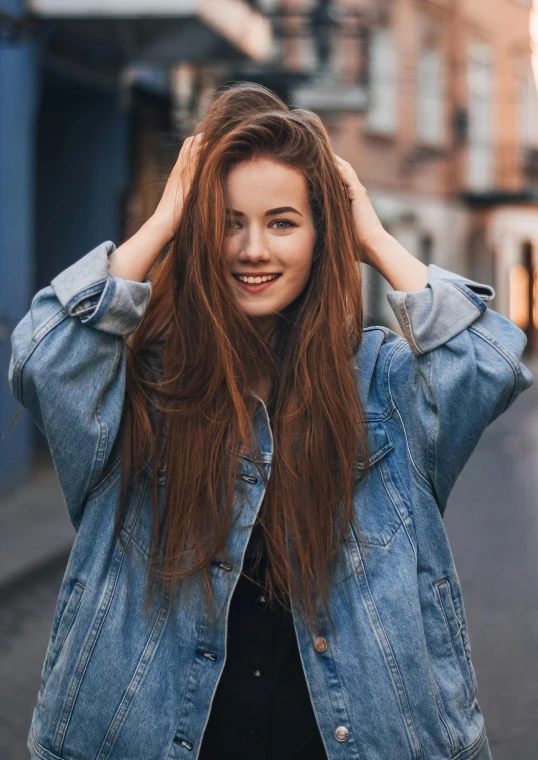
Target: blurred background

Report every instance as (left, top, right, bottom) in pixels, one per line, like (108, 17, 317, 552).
(0, 1, 537, 758)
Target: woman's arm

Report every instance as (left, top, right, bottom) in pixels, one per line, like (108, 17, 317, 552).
(334, 153, 533, 514)
(108, 132, 204, 282)
(362, 231, 428, 293)
(334, 153, 428, 291)
(107, 214, 174, 282)
(8, 240, 152, 530)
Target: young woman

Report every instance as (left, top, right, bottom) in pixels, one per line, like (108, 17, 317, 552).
(9, 83, 533, 760)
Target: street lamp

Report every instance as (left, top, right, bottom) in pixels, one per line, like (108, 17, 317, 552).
(268, 0, 372, 112)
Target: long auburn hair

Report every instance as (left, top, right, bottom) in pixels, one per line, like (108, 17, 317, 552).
(115, 82, 371, 635)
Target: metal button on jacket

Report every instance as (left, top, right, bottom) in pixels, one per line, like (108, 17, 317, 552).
(255, 594, 268, 609)
(334, 726, 350, 742)
(246, 729, 261, 745)
(251, 662, 263, 677)
(313, 636, 328, 653)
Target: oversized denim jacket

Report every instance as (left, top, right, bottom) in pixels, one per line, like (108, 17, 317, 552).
(8, 240, 534, 760)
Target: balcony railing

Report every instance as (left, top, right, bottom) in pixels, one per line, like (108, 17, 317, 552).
(495, 142, 538, 189)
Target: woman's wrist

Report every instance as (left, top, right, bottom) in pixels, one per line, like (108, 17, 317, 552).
(363, 232, 429, 293)
(147, 212, 177, 247)
(108, 214, 176, 282)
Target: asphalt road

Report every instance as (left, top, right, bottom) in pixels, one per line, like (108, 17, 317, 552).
(444, 357, 538, 759)
(0, 364, 536, 760)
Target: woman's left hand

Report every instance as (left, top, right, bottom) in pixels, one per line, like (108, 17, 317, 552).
(334, 154, 388, 265)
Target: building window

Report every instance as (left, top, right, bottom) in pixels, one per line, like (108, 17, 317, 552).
(467, 41, 494, 190)
(416, 18, 445, 145)
(298, 35, 317, 73)
(518, 68, 538, 150)
(367, 27, 398, 135)
(518, 67, 538, 180)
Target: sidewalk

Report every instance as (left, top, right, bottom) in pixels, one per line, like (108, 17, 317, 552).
(0, 452, 74, 592)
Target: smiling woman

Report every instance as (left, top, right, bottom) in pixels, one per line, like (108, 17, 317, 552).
(9, 81, 532, 760)
(103, 85, 368, 758)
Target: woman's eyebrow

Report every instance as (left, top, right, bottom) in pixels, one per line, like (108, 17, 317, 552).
(225, 206, 303, 218)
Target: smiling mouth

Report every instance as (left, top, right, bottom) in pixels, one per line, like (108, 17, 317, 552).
(232, 273, 282, 283)
(232, 273, 282, 292)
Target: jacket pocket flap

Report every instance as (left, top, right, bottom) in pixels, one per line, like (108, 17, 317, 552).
(356, 420, 394, 470)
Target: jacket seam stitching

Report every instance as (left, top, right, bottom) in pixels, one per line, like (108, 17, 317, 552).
(400, 297, 422, 355)
(10, 308, 68, 407)
(62, 278, 108, 314)
(85, 455, 123, 503)
(427, 350, 439, 493)
(80, 278, 115, 328)
(84, 339, 124, 504)
(379, 461, 417, 560)
(445, 280, 488, 313)
(387, 342, 433, 492)
(359, 558, 424, 758)
(467, 323, 520, 408)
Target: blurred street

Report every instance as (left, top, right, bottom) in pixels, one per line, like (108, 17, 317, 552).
(0, 356, 536, 760)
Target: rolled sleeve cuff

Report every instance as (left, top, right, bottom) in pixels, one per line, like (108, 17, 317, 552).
(386, 264, 496, 356)
(51, 240, 152, 336)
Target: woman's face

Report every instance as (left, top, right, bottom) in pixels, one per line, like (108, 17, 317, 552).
(223, 157, 316, 338)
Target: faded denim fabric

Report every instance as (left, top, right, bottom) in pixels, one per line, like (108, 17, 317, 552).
(8, 240, 534, 760)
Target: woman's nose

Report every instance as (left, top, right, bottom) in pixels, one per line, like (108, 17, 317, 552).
(239, 230, 271, 261)
(239, 248, 270, 262)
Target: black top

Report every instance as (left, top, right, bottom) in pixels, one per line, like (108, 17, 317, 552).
(198, 503, 328, 759)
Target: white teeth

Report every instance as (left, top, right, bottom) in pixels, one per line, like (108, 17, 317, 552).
(237, 274, 279, 284)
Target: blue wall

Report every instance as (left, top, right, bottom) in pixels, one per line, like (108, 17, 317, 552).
(35, 80, 129, 289)
(32, 77, 130, 456)
(1, 1, 130, 492)
(0, 0, 39, 493)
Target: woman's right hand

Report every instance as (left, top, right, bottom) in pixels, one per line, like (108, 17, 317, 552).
(108, 133, 204, 282)
(153, 132, 204, 240)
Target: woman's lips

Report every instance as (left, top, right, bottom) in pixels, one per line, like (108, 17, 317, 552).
(233, 274, 282, 294)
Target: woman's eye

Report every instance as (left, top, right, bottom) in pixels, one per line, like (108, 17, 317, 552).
(271, 219, 295, 230)
(224, 219, 295, 230)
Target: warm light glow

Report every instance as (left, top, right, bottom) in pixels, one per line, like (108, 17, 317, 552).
(510, 264, 530, 329)
(531, 1, 538, 91)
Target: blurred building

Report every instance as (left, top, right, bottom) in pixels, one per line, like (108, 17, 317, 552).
(288, 0, 538, 353)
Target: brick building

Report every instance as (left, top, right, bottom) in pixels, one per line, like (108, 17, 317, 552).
(282, 0, 538, 353)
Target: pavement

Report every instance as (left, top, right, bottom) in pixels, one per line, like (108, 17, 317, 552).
(1, 351, 536, 596)
(0, 452, 74, 593)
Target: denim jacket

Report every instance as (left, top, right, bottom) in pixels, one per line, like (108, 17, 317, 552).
(8, 240, 534, 760)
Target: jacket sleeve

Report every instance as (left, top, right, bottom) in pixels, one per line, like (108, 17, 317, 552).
(8, 240, 152, 529)
(385, 263, 534, 516)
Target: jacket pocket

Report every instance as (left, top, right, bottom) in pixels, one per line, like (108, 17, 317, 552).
(40, 580, 86, 692)
(350, 420, 410, 548)
(434, 578, 477, 708)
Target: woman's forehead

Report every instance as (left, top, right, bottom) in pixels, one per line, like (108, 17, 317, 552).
(224, 160, 309, 212)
